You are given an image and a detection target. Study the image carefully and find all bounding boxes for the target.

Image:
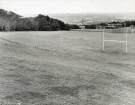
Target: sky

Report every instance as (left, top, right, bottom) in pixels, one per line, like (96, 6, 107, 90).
(0, 0, 135, 16)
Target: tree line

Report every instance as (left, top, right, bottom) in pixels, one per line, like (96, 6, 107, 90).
(0, 9, 80, 31)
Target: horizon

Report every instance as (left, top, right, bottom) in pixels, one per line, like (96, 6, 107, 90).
(0, 0, 135, 17)
(1, 9, 135, 18)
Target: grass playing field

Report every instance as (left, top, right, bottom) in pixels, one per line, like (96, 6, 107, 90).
(0, 31, 135, 105)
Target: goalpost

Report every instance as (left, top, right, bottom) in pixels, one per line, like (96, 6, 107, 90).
(102, 27, 128, 53)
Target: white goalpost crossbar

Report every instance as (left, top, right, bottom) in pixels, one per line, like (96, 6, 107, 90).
(102, 28, 128, 53)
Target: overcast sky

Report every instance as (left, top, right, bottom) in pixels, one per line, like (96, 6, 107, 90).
(0, 0, 135, 16)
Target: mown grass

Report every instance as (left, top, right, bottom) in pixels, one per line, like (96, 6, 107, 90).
(0, 31, 135, 105)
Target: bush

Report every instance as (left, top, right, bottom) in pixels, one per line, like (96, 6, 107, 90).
(85, 25, 97, 29)
(68, 24, 80, 29)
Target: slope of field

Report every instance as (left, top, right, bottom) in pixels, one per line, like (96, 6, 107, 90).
(0, 31, 135, 105)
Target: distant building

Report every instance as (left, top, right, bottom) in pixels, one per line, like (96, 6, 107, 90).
(79, 25, 85, 29)
(96, 25, 104, 29)
(105, 23, 122, 29)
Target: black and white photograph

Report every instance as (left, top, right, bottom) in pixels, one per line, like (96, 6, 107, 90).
(0, 0, 135, 105)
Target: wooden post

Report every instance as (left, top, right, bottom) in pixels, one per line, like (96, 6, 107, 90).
(131, 25, 134, 33)
(102, 28, 105, 51)
(125, 27, 128, 53)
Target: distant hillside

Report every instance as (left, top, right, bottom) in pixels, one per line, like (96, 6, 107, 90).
(0, 9, 79, 31)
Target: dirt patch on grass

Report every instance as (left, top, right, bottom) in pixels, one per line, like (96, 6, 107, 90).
(50, 85, 96, 97)
(121, 80, 135, 88)
(3, 91, 46, 102)
(50, 86, 78, 97)
(37, 74, 59, 86)
(4, 74, 33, 86)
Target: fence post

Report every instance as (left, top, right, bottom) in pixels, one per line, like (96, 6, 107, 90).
(102, 28, 105, 51)
(125, 27, 128, 53)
